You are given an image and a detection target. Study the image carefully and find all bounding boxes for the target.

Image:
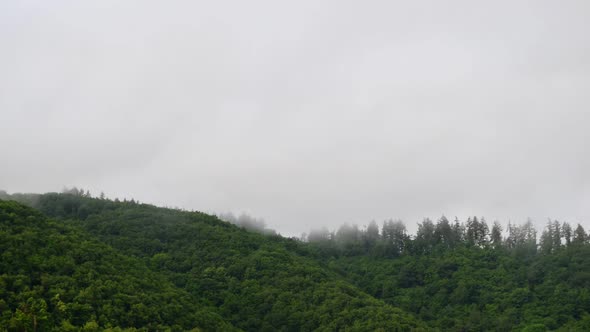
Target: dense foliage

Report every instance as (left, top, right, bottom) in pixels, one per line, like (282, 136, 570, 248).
(0, 200, 235, 331)
(305, 217, 590, 331)
(3, 190, 590, 331)
(1, 193, 424, 331)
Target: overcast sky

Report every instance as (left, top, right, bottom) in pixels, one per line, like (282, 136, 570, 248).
(1, 1, 589, 236)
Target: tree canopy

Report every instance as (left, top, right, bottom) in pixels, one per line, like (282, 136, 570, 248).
(2, 191, 590, 331)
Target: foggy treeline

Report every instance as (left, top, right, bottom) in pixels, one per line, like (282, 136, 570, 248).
(3, 190, 590, 330)
(304, 216, 588, 257)
(217, 212, 276, 235)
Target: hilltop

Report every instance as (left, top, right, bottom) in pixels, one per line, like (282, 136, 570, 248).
(0, 193, 424, 331)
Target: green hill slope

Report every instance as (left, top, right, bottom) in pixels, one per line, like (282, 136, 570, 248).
(5, 191, 590, 331)
(1, 194, 426, 331)
(324, 246, 590, 331)
(0, 199, 237, 331)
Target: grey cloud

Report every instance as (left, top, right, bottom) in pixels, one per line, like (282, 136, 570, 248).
(1, 1, 589, 236)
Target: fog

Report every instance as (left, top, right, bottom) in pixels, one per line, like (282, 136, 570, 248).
(1, 1, 589, 236)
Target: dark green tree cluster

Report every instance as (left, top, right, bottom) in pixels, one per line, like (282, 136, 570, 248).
(0, 200, 235, 331)
(3, 190, 590, 331)
(1, 193, 426, 331)
(306, 216, 587, 258)
(306, 216, 590, 331)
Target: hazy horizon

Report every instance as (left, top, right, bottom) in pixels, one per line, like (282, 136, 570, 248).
(2, 1, 589, 237)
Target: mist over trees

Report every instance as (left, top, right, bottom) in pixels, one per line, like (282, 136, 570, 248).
(0, 193, 425, 331)
(305, 215, 587, 257)
(217, 212, 276, 235)
(3, 190, 590, 330)
(304, 215, 590, 331)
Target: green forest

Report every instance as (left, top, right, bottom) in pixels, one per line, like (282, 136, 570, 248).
(1, 191, 590, 331)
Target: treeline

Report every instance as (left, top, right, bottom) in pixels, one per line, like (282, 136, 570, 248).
(303, 216, 590, 330)
(305, 216, 588, 257)
(4, 190, 590, 331)
(0, 193, 427, 331)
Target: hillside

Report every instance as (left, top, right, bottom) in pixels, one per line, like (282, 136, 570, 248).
(4, 191, 590, 331)
(304, 218, 590, 331)
(1, 194, 425, 331)
(0, 199, 236, 331)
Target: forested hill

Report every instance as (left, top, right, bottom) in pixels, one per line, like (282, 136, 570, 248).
(0, 199, 237, 331)
(0, 193, 425, 331)
(3, 192, 590, 331)
(304, 218, 590, 331)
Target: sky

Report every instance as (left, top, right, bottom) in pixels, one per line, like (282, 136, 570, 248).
(1, 1, 589, 237)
